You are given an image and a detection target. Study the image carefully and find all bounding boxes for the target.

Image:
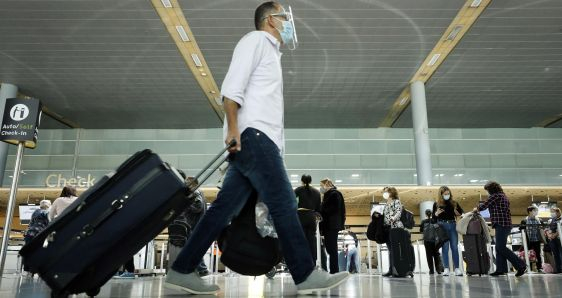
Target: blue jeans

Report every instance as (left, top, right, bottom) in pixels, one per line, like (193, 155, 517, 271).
(494, 225, 525, 273)
(172, 128, 315, 284)
(439, 222, 459, 269)
(346, 246, 359, 273)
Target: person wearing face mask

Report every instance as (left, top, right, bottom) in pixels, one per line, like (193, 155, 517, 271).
(319, 178, 346, 274)
(520, 206, 544, 272)
(473, 181, 527, 277)
(381, 186, 404, 277)
(165, 2, 349, 295)
(546, 207, 562, 273)
(432, 186, 464, 276)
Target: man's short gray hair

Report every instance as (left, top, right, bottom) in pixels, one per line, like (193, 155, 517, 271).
(40, 200, 51, 209)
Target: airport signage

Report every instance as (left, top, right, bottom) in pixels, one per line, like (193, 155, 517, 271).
(45, 174, 96, 188)
(0, 98, 42, 149)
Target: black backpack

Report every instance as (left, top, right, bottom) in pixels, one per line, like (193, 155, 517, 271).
(400, 208, 415, 229)
(217, 192, 282, 276)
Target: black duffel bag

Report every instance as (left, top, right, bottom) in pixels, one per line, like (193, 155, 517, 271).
(217, 192, 282, 276)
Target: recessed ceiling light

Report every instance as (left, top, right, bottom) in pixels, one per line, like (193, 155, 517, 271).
(161, 0, 172, 8)
(335, 179, 343, 183)
(290, 180, 298, 183)
(470, 179, 479, 183)
(176, 26, 190, 42)
(413, 174, 417, 176)
(446, 25, 463, 41)
(214, 97, 223, 106)
(351, 174, 360, 178)
(470, 0, 482, 8)
(559, 174, 562, 177)
(191, 53, 203, 67)
(427, 54, 441, 66)
(290, 174, 299, 178)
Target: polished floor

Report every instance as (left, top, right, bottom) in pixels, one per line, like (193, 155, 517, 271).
(1, 272, 561, 298)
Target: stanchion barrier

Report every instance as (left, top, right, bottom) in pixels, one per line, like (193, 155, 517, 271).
(521, 230, 531, 270)
(356, 239, 362, 273)
(315, 218, 322, 268)
(458, 242, 465, 273)
(367, 239, 372, 273)
(160, 242, 166, 271)
(415, 240, 422, 274)
(214, 241, 220, 274)
(209, 242, 215, 273)
(558, 221, 562, 248)
(377, 243, 383, 274)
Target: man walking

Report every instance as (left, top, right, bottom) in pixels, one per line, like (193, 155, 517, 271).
(165, 1, 349, 295)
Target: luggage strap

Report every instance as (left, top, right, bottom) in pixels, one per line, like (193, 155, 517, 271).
(42, 166, 164, 278)
(78, 166, 164, 239)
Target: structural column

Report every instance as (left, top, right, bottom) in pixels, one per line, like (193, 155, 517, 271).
(0, 83, 18, 187)
(410, 81, 433, 186)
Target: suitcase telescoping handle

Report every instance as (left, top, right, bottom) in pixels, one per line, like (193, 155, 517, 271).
(191, 139, 236, 190)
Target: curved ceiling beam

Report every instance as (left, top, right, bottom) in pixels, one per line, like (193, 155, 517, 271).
(151, 0, 224, 122)
(380, 0, 493, 127)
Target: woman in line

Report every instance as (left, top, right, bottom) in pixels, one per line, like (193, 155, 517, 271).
(433, 186, 464, 276)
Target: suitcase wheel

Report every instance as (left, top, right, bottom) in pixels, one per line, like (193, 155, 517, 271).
(265, 267, 277, 279)
(86, 287, 101, 297)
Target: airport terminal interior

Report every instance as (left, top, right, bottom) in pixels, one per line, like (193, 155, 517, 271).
(1, 0, 562, 297)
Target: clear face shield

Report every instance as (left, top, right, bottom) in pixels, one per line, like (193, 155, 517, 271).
(269, 5, 298, 50)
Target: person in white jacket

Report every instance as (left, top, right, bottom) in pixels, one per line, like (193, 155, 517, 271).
(49, 186, 78, 221)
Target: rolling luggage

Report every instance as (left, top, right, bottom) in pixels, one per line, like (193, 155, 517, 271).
(389, 228, 415, 277)
(19, 142, 234, 298)
(462, 214, 490, 276)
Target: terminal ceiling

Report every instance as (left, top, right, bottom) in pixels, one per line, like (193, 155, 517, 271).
(0, 0, 561, 129)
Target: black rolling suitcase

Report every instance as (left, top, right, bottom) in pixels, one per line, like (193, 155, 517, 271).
(389, 228, 415, 277)
(19, 142, 234, 298)
(462, 215, 490, 276)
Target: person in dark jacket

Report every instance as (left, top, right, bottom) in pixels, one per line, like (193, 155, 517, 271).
(319, 178, 346, 273)
(519, 206, 543, 272)
(420, 209, 442, 275)
(432, 186, 463, 276)
(168, 173, 209, 276)
(295, 174, 322, 263)
(23, 200, 51, 274)
(474, 181, 526, 277)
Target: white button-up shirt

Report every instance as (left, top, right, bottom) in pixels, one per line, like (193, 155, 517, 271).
(221, 31, 285, 152)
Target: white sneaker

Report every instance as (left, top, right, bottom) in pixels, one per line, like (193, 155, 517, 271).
(296, 270, 349, 295)
(442, 268, 450, 276)
(454, 268, 463, 276)
(164, 269, 219, 295)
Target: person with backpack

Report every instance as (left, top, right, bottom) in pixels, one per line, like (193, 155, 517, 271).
(295, 174, 322, 263)
(473, 181, 526, 277)
(319, 178, 346, 274)
(23, 200, 51, 274)
(168, 174, 209, 276)
(433, 186, 464, 276)
(420, 209, 442, 275)
(520, 206, 544, 272)
(165, 2, 349, 294)
(382, 186, 403, 277)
